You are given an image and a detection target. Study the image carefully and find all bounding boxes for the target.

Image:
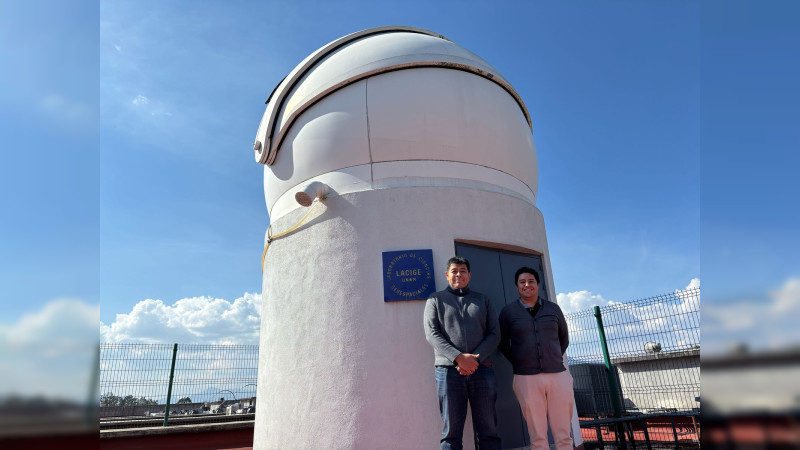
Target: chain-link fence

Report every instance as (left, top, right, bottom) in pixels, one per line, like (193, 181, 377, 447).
(99, 288, 700, 446)
(565, 287, 700, 448)
(99, 344, 258, 429)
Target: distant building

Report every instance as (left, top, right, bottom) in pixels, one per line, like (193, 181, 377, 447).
(209, 397, 256, 415)
(610, 347, 700, 413)
(702, 348, 800, 413)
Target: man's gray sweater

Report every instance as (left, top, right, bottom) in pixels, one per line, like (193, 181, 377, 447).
(423, 286, 500, 366)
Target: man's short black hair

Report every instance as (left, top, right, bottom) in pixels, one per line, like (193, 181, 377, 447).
(446, 256, 470, 272)
(514, 266, 540, 284)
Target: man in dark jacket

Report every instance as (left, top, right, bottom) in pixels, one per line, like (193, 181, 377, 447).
(424, 256, 501, 450)
(499, 267, 574, 450)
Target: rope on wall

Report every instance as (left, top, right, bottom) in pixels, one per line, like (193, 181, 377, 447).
(261, 200, 322, 272)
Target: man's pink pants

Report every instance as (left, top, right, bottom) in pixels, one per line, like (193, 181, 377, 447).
(512, 370, 575, 450)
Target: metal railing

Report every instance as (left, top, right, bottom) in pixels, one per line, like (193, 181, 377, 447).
(99, 344, 258, 428)
(565, 287, 700, 448)
(99, 288, 700, 446)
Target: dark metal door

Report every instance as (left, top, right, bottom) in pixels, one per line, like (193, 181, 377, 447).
(455, 242, 546, 449)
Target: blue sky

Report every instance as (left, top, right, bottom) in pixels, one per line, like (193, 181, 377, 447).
(1, 1, 99, 317)
(701, 2, 800, 300)
(97, 0, 701, 321)
(98, 0, 700, 312)
(1, 0, 799, 360)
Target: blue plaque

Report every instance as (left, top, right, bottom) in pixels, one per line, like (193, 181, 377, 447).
(382, 249, 435, 302)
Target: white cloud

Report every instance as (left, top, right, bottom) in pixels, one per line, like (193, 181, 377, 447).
(683, 278, 700, 291)
(101, 292, 262, 345)
(557, 290, 610, 314)
(0, 299, 98, 401)
(704, 303, 757, 331)
(556, 278, 699, 316)
(703, 277, 800, 354)
(559, 279, 701, 358)
(704, 278, 800, 332)
(0, 299, 98, 352)
(770, 277, 800, 314)
(128, 93, 174, 118)
(132, 94, 149, 105)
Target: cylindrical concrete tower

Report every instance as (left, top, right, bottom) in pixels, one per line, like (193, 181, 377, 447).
(252, 26, 564, 449)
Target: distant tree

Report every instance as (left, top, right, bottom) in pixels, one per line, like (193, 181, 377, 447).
(139, 397, 158, 406)
(176, 397, 192, 404)
(100, 392, 120, 407)
(99, 392, 157, 407)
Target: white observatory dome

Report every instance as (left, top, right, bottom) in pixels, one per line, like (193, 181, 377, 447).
(253, 26, 538, 222)
(252, 26, 564, 450)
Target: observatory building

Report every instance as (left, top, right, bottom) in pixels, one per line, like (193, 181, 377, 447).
(252, 26, 576, 449)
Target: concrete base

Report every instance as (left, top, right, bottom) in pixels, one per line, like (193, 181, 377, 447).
(255, 186, 552, 449)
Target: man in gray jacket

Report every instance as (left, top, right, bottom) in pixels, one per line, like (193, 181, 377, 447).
(424, 256, 501, 450)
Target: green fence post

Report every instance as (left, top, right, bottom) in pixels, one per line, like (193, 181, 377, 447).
(163, 343, 178, 427)
(594, 306, 626, 448)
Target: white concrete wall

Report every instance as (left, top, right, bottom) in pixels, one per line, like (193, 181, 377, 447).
(703, 364, 800, 413)
(254, 187, 551, 449)
(616, 356, 700, 412)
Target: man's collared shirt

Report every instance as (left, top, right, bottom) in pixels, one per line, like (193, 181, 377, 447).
(518, 297, 541, 317)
